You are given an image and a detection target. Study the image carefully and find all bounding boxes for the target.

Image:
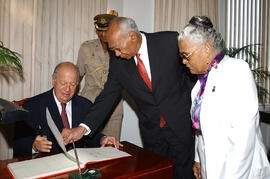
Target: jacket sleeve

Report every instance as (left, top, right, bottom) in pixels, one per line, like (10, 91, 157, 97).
(77, 44, 87, 78)
(82, 132, 105, 147)
(194, 135, 200, 162)
(13, 100, 37, 157)
(83, 57, 123, 136)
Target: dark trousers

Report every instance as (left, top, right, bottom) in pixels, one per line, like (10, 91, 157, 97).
(150, 124, 194, 179)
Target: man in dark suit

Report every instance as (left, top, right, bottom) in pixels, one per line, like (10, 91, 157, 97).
(13, 62, 121, 157)
(62, 17, 194, 179)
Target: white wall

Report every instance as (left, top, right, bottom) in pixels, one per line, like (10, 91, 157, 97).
(107, 0, 155, 147)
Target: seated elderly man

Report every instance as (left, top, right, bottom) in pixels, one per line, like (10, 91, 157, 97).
(13, 62, 121, 157)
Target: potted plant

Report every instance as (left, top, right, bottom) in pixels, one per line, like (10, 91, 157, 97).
(0, 41, 23, 74)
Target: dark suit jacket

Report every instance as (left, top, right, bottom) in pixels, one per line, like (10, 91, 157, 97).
(84, 31, 194, 150)
(13, 89, 104, 157)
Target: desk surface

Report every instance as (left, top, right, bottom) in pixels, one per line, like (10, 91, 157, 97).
(0, 141, 175, 179)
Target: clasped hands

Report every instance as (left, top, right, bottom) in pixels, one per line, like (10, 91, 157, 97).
(32, 126, 122, 153)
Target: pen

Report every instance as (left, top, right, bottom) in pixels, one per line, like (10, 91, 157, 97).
(72, 140, 82, 177)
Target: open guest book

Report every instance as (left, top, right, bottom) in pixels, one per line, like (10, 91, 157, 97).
(7, 108, 131, 179)
(7, 146, 131, 179)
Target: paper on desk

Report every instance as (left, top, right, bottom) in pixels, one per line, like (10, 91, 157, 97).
(46, 108, 77, 163)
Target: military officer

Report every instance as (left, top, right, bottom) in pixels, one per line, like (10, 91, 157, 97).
(77, 13, 123, 140)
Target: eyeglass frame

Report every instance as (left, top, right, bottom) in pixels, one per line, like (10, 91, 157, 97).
(179, 45, 204, 60)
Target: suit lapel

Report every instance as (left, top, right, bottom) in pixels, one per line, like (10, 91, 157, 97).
(47, 89, 64, 131)
(125, 56, 152, 91)
(71, 96, 79, 128)
(143, 33, 158, 92)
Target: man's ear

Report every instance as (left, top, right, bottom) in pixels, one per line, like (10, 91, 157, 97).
(129, 31, 137, 41)
(52, 76, 56, 85)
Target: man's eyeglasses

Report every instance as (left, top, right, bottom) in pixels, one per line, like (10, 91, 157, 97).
(179, 46, 203, 60)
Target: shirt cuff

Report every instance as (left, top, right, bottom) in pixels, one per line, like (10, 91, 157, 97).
(32, 148, 39, 154)
(79, 123, 91, 135)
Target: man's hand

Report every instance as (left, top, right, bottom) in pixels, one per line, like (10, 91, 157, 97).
(32, 135, 52, 153)
(193, 161, 202, 179)
(100, 135, 123, 149)
(61, 126, 87, 145)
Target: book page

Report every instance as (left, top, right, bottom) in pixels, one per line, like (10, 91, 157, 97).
(7, 147, 131, 179)
(68, 147, 131, 165)
(7, 153, 77, 179)
(46, 108, 67, 153)
(46, 108, 80, 164)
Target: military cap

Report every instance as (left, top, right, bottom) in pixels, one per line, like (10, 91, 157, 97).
(94, 14, 116, 31)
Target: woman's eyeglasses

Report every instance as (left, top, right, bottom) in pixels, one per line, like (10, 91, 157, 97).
(180, 46, 203, 60)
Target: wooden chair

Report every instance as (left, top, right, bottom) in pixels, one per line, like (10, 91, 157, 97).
(12, 98, 28, 106)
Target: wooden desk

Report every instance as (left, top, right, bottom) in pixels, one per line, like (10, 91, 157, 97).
(0, 141, 175, 179)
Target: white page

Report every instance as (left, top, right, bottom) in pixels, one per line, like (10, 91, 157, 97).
(46, 108, 77, 162)
(46, 108, 67, 153)
(67, 147, 131, 165)
(7, 153, 77, 179)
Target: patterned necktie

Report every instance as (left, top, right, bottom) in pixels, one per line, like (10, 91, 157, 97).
(61, 103, 70, 128)
(136, 53, 166, 128)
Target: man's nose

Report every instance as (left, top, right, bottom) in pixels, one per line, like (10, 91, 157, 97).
(115, 50, 121, 57)
(64, 84, 71, 92)
(182, 59, 188, 65)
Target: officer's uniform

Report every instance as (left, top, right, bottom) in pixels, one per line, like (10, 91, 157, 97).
(77, 14, 123, 140)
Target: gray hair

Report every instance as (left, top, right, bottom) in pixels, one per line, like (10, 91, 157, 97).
(52, 62, 80, 85)
(178, 16, 222, 51)
(110, 17, 140, 37)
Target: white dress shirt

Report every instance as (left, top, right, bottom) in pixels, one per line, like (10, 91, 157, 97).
(134, 33, 152, 80)
(53, 90, 91, 135)
(53, 90, 72, 127)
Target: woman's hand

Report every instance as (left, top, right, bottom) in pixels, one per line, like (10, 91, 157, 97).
(193, 161, 201, 179)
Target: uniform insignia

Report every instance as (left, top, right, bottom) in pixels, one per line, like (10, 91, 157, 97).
(100, 18, 106, 24)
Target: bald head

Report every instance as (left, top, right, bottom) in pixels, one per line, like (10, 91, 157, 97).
(107, 17, 142, 59)
(108, 17, 140, 38)
(52, 62, 79, 103)
(52, 62, 80, 84)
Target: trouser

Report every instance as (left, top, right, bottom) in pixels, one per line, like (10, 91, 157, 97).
(150, 123, 194, 179)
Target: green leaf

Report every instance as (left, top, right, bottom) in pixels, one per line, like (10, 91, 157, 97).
(0, 41, 23, 74)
